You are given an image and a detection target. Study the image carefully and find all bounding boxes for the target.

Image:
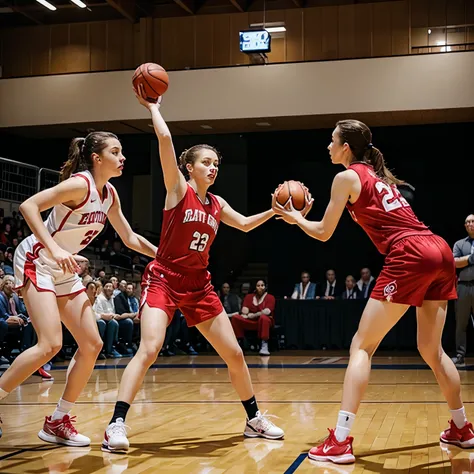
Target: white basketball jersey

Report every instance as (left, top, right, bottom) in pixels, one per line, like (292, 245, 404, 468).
(44, 170, 115, 254)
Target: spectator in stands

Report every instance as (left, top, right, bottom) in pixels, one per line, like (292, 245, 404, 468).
(357, 267, 376, 299)
(96, 269, 106, 279)
(93, 281, 123, 359)
(110, 240, 132, 269)
(291, 271, 317, 300)
(0, 267, 5, 280)
(85, 281, 105, 360)
(113, 282, 137, 356)
(220, 282, 241, 318)
(0, 275, 35, 353)
(341, 275, 361, 300)
(94, 279, 103, 297)
(0, 223, 12, 246)
(2, 247, 14, 275)
(231, 279, 276, 356)
(110, 276, 120, 296)
(125, 282, 140, 349)
(319, 269, 343, 300)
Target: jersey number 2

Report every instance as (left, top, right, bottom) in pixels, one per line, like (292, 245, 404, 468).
(80, 230, 99, 246)
(376, 182, 409, 212)
(189, 231, 209, 252)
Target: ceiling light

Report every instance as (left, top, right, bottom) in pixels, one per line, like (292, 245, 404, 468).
(256, 122, 271, 126)
(200, 125, 213, 129)
(249, 22, 286, 34)
(70, 0, 87, 7)
(428, 29, 432, 34)
(266, 26, 286, 33)
(36, 0, 57, 10)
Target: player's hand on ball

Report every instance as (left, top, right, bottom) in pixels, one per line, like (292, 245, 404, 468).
(134, 84, 162, 109)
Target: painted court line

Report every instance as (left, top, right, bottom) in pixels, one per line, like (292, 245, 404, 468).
(284, 453, 307, 473)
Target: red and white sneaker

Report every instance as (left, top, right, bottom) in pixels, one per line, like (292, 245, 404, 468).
(38, 414, 90, 447)
(36, 367, 53, 380)
(440, 420, 474, 448)
(308, 428, 355, 464)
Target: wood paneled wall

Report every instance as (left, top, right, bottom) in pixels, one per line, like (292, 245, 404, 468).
(0, 0, 470, 78)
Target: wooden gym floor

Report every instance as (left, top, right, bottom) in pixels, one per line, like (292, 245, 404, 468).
(1, 353, 473, 473)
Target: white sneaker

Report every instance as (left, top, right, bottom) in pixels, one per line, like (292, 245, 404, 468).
(259, 341, 270, 356)
(102, 418, 130, 453)
(244, 410, 284, 440)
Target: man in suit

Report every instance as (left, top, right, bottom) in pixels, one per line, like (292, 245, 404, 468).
(452, 214, 474, 366)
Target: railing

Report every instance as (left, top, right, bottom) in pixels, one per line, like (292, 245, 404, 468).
(0, 157, 60, 203)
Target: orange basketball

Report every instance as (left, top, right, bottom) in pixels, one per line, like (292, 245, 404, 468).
(132, 63, 169, 103)
(275, 180, 309, 212)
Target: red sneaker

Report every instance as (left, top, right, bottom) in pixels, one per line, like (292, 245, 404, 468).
(36, 367, 53, 380)
(308, 428, 355, 464)
(38, 414, 90, 447)
(440, 420, 474, 448)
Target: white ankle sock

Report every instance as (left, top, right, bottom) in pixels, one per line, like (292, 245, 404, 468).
(0, 388, 9, 401)
(451, 406, 467, 429)
(52, 398, 75, 421)
(335, 410, 356, 442)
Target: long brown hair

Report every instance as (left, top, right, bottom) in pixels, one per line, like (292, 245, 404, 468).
(336, 119, 403, 185)
(60, 131, 119, 181)
(178, 144, 221, 180)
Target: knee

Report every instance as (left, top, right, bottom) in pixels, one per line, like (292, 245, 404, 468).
(108, 319, 119, 329)
(38, 338, 63, 359)
(121, 319, 134, 330)
(139, 341, 162, 366)
(224, 345, 245, 369)
(349, 332, 378, 359)
(259, 314, 271, 325)
(79, 336, 103, 356)
(418, 340, 442, 366)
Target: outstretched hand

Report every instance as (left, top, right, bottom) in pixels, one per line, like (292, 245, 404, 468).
(133, 83, 162, 110)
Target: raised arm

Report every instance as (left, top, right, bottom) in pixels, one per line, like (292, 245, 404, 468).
(216, 196, 275, 233)
(107, 185, 157, 259)
(19, 177, 90, 273)
(273, 170, 357, 242)
(134, 85, 187, 207)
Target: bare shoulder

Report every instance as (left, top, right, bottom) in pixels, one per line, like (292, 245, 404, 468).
(336, 169, 359, 183)
(215, 195, 227, 208)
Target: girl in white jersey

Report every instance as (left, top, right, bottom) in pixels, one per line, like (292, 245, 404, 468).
(0, 131, 157, 445)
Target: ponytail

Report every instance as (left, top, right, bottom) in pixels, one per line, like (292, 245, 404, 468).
(336, 119, 404, 186)
(60, 138, 86, 181)
(60, 131, 119, 182)
(365, 147, 404, 186)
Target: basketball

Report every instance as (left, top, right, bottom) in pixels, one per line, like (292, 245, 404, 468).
(132, 63, 169, 103)
(275, 180, 309, 212)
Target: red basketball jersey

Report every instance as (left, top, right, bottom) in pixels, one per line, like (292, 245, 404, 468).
(156, 184, 221, 271)
(346, 163, 432, 254)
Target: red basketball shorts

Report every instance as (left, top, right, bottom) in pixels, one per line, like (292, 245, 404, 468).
(371, 234, 457, 307)
(139, 259, 223, 326)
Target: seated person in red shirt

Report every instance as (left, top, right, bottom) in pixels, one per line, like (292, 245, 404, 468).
(231, 279, 275, 356)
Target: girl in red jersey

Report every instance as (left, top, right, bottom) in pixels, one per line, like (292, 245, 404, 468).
(0, 132, 157, 443)
(273, 119, 471, 464)
(101, 86, 284, 453)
